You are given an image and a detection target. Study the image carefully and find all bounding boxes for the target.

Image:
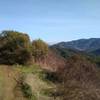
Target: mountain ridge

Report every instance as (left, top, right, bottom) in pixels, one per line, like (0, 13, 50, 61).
(53, 38, 100, 52)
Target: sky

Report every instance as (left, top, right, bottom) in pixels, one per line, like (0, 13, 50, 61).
(0, 0, 100, 43)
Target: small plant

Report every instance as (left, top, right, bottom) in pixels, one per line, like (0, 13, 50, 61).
(15, 75, 34, 100)
(41, 88, 54, 97)
(21, 82, 33, 99)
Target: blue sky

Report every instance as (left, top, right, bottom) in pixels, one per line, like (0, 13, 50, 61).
(0, 0, 100, 43)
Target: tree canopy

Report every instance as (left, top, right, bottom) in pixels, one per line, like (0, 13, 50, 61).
(32, 39, 49, 62)
(0, 30, 32, 65)
(0, 31, 49, 65)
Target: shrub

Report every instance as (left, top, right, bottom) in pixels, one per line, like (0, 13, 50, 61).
(0, 30, 32, 65)
(21, 82, 33, 98)
(32, 39, 49, 62)
(56, 55, 100, 100)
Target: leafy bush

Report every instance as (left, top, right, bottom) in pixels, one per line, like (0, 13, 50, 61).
(21, 82, 33, 99)
(44, 71, 61, 83)
(32, 39, 49, 62)
(0, 30, 32, 65)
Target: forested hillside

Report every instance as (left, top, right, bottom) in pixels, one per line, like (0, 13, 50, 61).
(54, 38, 100, 52)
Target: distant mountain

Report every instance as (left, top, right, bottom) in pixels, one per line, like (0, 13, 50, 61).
(50, 45, 88, 59)
(53, 38, 100, 52)
(90, 48, 100, 56)
(51, 46, 79, 58)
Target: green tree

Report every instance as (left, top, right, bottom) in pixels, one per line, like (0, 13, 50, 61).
(0, 30, 32, 65)
(32, 39, 49, 62)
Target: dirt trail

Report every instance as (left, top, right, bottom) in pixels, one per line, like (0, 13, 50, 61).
(0, 65, 25, 100)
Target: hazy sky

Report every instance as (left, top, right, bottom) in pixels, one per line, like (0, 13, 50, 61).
(0, 0, 100, 43)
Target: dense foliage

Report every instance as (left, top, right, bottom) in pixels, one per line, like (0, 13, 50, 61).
(0, 31, 49, 65)
(0, 31, 32, 64)
(32, 39, 49, 62)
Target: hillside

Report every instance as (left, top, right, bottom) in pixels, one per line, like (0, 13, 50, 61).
(90, 49, 100, 56)
(54, 38, 100, 52)
(0, 31, 100, 100)
(57, 55, 100, 100)
(51, 46, 80, 58)
(0, 65, 56, 100)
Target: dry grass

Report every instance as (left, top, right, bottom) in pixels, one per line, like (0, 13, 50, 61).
(0, 65, 19, 100)
(0, 65, 55, 100)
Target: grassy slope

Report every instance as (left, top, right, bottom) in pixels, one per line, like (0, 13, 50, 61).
(0, 65, 55, 100)
(0, 65, 19, 100)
